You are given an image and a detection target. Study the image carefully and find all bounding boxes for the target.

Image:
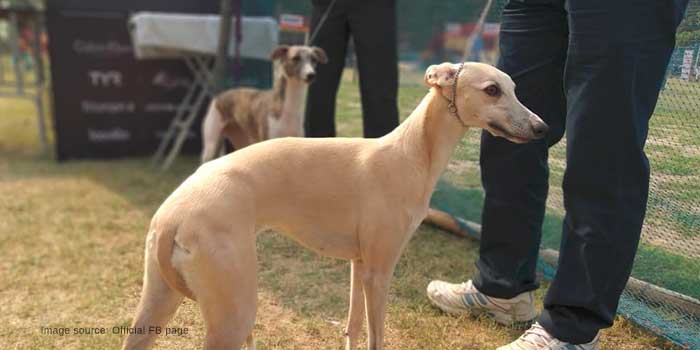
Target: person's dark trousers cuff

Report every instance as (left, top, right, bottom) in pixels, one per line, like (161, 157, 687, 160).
(538, 307, 600, 344)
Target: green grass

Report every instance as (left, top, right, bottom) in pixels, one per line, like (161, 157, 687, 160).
(650, 150, 700, 177)
(632, 246, 700, 298)
(0, 71, 682, 349)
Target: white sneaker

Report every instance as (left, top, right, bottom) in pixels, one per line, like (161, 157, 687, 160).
(497, 322, 600, 350)
(426, 279, 537, 326)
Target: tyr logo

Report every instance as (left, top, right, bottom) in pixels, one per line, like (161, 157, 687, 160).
(88, 70, 123, 87)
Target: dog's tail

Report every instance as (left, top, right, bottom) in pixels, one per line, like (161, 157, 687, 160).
(156, 228, 197, 300)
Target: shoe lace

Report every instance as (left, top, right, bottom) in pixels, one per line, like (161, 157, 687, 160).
(519, 323, 554, 348)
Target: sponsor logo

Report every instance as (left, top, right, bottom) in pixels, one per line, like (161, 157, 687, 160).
(144, 102, 193, 113)
(73, 40, 132, 56)
(81, 100, 136, 114)
(280, 14, 304, 27)
(151, 71, 191, 89)
(87, 128, 131, 142)
(88, 70, 123, 87)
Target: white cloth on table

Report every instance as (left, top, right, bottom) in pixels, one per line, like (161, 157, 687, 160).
(129, 12, 278, 60)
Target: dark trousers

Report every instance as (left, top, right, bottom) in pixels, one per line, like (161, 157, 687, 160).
(473, 0, 688, 344)
(305, 0, 399, 138)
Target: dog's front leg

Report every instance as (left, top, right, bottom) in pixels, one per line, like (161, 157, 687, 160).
(345, 260, 366, 350)
(362, 268, 393, 350)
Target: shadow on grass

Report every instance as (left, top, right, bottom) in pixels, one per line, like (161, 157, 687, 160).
(0, 147, 199, 215)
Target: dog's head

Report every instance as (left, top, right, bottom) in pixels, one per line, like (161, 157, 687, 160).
(270, 45, 328, 83)
(424, 62, 548, 143)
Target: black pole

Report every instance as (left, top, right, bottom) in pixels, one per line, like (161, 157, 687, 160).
(212, 0, 233, 94)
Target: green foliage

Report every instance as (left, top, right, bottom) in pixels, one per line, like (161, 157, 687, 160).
(676, 0, 700, 46)
(676, 29, 700, 47)
(275, 0, 311, 15)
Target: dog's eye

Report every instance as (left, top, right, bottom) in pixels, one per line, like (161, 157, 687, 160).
(484, 84, 501, 97)
(292, 56, 301, 62)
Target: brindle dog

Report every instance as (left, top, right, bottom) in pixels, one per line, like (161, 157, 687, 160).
(200, 45, 327, 163)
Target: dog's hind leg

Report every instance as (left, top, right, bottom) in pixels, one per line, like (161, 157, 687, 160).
(345, 260, 366, 350)
(122, 231, 184, 350)
(184, 229, 257, 350)
(201, 101, 225, 163)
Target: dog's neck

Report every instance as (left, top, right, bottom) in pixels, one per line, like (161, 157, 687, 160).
(386, 89, 469, 193)
(271, 72, 307, 136)
(272, 74, 288, 101)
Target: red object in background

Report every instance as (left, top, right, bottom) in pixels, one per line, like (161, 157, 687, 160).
(279, 13, 309, 33)
(441, 22, 500, 51)
(422, 21, 500, 64)
(17, 21, 48, 55)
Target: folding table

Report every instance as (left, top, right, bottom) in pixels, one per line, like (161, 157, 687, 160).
(128, 12, 278, 170)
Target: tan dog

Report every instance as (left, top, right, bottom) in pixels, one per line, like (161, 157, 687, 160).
(200, 45, 327, 163)
(122, 62, 548, 350)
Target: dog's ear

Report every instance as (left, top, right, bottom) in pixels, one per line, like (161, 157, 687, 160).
(424, 63, 460, 88)
(311, 47, 328, 64)
(270, 46, 290, 61)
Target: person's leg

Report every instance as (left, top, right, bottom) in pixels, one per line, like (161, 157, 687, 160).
(304, 0, 350, 137)
(347, 0, 399, 138)
(474, 0, 568, 299)
(538, 0, 687, 343)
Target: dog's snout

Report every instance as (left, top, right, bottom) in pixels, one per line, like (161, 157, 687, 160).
(530, 118, 549, 139)
(305, 72, 316, 82)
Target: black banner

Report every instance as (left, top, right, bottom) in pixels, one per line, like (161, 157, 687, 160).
(47, 0, 274, 160)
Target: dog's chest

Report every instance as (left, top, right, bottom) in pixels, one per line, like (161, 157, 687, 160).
(267, 111, 303, 138)
(266, 78, 306, 138)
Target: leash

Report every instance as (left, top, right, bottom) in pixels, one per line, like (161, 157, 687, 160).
(449, 0, 493, 127)
(461, 0, 493, 61)
(306, 0, 339, 45)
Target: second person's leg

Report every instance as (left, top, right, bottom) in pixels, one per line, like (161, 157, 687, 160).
(305, 0, 350, 137)
(347, 0, 399, 138)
